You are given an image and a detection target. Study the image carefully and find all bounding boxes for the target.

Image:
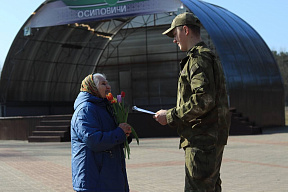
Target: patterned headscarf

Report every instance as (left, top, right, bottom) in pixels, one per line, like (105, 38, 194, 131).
(80, 74, 99, 96)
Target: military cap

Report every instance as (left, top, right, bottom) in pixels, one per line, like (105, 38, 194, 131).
(162, 12, 201, 38)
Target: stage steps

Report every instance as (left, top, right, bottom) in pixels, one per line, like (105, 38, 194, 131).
(28, 115, 72, 142)
(229, 108, 262, 135)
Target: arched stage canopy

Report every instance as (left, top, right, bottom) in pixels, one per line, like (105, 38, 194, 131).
(0, 0, 284, 127)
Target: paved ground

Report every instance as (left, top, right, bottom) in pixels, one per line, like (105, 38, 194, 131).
(0, 126, 287, 192)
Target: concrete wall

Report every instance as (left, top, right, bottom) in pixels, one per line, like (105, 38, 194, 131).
(0, 111, 262, 141)
(0, 116, 42, 140)
(0, 113, 179, 141)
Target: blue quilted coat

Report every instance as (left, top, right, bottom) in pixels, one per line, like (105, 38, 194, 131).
(71, 92, 129, 192)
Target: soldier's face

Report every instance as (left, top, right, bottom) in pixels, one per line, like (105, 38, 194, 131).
(172, 26, 188, 51)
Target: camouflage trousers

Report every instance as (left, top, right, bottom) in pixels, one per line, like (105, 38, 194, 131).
(184, 144, 225, 192)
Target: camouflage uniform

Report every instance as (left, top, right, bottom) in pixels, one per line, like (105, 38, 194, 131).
(166, 41, 231, 192)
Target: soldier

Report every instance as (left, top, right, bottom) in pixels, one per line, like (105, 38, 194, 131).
(154, 12, 231, 192)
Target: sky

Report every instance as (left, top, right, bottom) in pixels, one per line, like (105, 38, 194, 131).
(0, 0, 288, 69)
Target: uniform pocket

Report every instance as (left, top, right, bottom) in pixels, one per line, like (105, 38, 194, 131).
(185, 145, 216, 180)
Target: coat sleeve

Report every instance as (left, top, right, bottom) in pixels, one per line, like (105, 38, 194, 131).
(166, 51, 217, 126)
(73, 105, 127, 152)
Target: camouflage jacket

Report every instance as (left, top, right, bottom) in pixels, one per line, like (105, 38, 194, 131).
(166, 42, 231, 148)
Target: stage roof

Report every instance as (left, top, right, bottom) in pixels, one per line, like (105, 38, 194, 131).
(0, 0, 284, 126)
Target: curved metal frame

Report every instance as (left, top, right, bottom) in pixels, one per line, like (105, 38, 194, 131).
(0, 0, 284, 127)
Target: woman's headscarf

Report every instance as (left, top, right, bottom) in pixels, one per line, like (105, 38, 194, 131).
(80, 74, 99, 96)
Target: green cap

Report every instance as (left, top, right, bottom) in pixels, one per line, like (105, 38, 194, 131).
(162, 12, 201, 38)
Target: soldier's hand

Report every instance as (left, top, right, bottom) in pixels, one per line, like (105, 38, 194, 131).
(153, 110, 168, 125)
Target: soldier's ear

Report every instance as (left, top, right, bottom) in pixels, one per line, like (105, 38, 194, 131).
(183, 25, 189, 35)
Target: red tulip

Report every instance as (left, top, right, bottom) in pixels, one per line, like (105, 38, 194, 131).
(121, 91, 125, 98)
(106, 93, 113, 101)
(106, 90, 139, 159)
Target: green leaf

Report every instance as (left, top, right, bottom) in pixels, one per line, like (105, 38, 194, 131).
(124, 139, 130, 159)
(111, 95, 139, 159)
(131, 127, 139, 145)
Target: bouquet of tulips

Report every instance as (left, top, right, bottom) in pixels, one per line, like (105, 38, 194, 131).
(106, 91, 139, 159)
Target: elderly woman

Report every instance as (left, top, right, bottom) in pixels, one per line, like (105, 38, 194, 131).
(71, 73, 131, 192)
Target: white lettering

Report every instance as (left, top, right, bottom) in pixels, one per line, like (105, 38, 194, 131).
(89, 9, 96, 16)
(78, 11, 84, 18)
(110, 7, 117, 14)
(107, 7, 111, 15)
(77, 5, 127, 18)
(116, 6, 122, 12)
(95, 9, 101, 15)
(100, 8, 107, 15)
(84, 10, 90, 17)
(119, 5, 126, 12)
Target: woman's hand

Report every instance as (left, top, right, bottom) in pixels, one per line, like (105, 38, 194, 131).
(119, 123, 132, 136)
